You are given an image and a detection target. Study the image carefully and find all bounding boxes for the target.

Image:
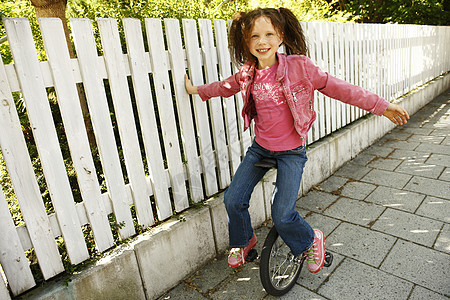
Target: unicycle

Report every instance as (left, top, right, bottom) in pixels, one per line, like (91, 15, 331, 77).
(254, 158, 333, 296)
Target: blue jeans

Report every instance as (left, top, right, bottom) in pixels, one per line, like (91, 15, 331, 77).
(224, 141, 314, 256)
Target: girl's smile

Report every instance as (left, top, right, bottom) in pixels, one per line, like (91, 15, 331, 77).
(248, 16, 283, 69)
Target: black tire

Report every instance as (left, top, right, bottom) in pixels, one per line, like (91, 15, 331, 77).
(259, 226, 304, 296)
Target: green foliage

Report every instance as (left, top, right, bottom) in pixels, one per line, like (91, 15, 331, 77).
(330, 0, 450, 25)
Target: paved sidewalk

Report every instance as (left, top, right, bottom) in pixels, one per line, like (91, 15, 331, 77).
(159, 90, 450, 300)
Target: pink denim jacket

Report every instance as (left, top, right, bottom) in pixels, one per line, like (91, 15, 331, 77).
(198, 53, 389, 145)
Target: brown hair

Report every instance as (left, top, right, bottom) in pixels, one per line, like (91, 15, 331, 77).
(228, 7, 308, 66)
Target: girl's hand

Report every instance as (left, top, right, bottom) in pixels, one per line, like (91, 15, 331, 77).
(383, 103, 409, 125)
(185, 74, 198, 95)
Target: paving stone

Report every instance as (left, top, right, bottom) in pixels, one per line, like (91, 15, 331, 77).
(441, 136, 450, 145)
(416, 196, 450, 223)
(395, 161, 444, 179)
(381, 240, 450, 296)
(409, 286, 450, 300)
(372, 209, 442, 247)
(296, 190, 339, 213)
(378, 131, 411, 142)
(365, 186, 424, 213)
(430, 129, 450, 137)
(362, 169, 412, 189)
(434, 223, 450, 254)
(325, 222, 396, 267)
(404, 176, 450, 199)
(339, 181, 377, 200)
(158, 282, 207, 299)
(324, 197, 384, 227)
(407, 134, 445, 144)
(318, 175, 348, 193)
(349, 153, 377, 166)
(394, 126, 434, 136)
(210, 261, 266, 300)
(379, 140, 420, 151)
(334, 162, 372, 180)
(367, 157, 403, 171)
(439, 167, 450, 181)
(265, 284, 326, 300)
(304, 213, 341, 237)
(426, 153, 450, 168)
(186, 257, 234, 294)
(360, 145, 395, 157)
(297, 251, 345, 291)
(388, 149, 430, 163)
(415, 143, 450, 156)
(318, 259, 413, 300)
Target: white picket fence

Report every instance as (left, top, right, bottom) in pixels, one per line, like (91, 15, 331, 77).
(0, 17, 449, 296)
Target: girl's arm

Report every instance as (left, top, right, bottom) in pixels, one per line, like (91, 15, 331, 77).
(184, 73, 241, 101)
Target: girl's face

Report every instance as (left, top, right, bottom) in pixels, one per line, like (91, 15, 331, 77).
(247, 16, 283, 69)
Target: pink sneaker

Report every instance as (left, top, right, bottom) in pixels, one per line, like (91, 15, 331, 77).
(306, 229, 325, 273)
(227, 234, 258, 268)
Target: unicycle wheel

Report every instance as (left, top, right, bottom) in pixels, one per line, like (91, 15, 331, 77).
(259, 227, 304, 296)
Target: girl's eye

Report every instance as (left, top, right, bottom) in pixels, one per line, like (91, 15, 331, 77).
(251, 35, 259, 39)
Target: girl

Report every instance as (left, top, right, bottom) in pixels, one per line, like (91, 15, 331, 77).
(185, 7, 409, 272)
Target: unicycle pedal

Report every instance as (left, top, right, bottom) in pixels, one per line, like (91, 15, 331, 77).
(246, 249, 258, 262)
(324, 251, 333, 267)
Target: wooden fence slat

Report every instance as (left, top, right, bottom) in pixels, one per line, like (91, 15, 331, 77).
(164, 18, 204, 203)
(0, 48, 64, 280)
(70, 18, 135, 238)
(182, 19, 219, 196)
(39, 18, 114, 252)
(198, 19, 231, 189)
(97, 18, 154, 227)
(0, 276, 11, 300)
(122, 18, 173, 219)
(4, 18, 89, 265)
(0, 187, 35, 296)
(328, 22, 337, 133)
(145, 18, 189, 212)
(214, 19, 241, 176)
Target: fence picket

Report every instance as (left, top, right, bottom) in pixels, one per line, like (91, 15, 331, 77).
(199, 19, 231, 188)
(214, 19, 241, 175)
(97, 18, 155, 227)
(145, 19, 189, 212)
(39, 18, 114, 252)
(122, 18, 173, 219)
(164, 18, 204, 203)
(0, 276, 11, 300)
(4, 18, 89, 265)
(70, 18, 135, 238)
(183, 19, 219, 195)
(0, 48, 64, 280)
(0, 187, 35, 296)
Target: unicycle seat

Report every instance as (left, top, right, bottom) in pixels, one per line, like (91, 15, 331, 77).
(254, 158, 277, 169)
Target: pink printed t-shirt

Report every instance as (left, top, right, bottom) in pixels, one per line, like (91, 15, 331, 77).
(251, 62, 303, 151)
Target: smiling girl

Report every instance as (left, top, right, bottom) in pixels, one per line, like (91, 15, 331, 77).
(185, 7, 409, 272)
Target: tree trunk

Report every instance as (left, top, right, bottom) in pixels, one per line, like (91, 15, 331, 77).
(30, 0, 97, 147)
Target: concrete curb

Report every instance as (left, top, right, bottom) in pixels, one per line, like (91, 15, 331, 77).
(19, 73, 449, 299)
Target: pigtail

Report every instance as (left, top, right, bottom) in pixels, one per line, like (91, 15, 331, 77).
(278, 8, 309, 57)
(229, 12, 252, 66)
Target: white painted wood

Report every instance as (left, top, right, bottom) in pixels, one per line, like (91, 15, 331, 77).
(214, 19, 241, 176)
(0, 187, 35, 296)
(70, 18, 135, 238)
(145, 18, 189, 212)
(198, 19, 231, 189)
(39, 18, 114, 252)
(4, 18, 89, 265)
(315, 22, 326, 139)
(122, 18, 173, 219)
(164, 18, 204, 203)
(0, 49, 64, 281)
(97, 18, 154, 227)
(183, 19, 219, 196)
(328, 22, 337, 133)
(0, 276, 11, 300)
